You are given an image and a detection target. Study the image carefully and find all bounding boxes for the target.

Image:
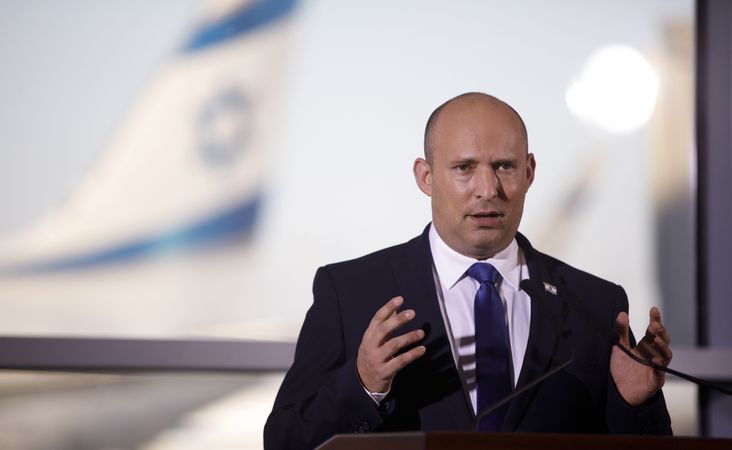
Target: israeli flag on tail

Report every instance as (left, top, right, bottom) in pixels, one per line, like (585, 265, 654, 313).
(0, 0, 296, 274)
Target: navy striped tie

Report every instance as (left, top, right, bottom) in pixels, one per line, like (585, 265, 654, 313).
(467, 262, 512, 431)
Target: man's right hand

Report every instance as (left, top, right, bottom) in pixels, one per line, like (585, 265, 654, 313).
(356, 296, 426, 393)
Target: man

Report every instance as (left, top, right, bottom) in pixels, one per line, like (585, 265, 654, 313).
(264, 93, 673, 449)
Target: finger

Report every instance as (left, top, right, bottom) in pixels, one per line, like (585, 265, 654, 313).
(375, 309, 417, 343)
(653, 335, 673, 363)
(635, 339, 662, 361)
(370, 296, 403, 325)
(614, 312, 631, 347)
(365, 297, 403, 342)
(383, 345, 426, 374)
(649, 306, 661, 322)
(636, 333, 673, 365)
(647, 307, 670, 345)
(380, 329, 426, 360)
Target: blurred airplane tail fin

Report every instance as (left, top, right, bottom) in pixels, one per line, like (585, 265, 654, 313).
(0, 0, 296, 274)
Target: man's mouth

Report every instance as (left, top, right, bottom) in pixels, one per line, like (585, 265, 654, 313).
(468, 211, 504, 227)
(471, 211, 503, 219)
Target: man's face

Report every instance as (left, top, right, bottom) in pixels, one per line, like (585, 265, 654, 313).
(414, 98, 535, 259)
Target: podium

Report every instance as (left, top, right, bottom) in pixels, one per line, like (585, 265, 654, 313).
(317, 432, 732, 450)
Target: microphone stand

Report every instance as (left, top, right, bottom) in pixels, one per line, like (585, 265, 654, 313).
(474, 279, 732, 433)
(473, 351, 574, 431)
(521, 279, 732, 397)
(613, 341, 732, 396)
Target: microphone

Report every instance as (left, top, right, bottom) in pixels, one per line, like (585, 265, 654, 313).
(473, 350, 574, 431)
(519, 279, 732, 397)
(472, 280, 575, 431)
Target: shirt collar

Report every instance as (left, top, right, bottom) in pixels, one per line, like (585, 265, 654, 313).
(429, 223, 522, 291)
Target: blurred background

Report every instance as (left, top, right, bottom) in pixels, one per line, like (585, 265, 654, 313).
(0, 0, 703, 448)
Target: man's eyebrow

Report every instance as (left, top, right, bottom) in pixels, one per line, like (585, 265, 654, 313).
(449, 157, 478, 165)
(493, 158, 518, 165)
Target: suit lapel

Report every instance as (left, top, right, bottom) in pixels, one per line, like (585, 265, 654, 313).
(391, 225, 474, 430)
(390, 228, 574, 431)
(501, 233, 570, 431)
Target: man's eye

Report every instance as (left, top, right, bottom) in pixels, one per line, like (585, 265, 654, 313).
(456, 164, 470, 171)
(496, 162, 514, 171)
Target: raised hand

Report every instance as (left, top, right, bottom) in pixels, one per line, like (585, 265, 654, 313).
(610, 307, 673, 406)
(356, 296, 426, 393)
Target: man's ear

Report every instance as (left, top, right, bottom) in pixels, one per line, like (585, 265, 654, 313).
(413, 158, 432, 196)
(526, 153, 536, 189)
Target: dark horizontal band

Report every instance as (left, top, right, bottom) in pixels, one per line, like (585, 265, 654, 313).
(0, 337, 730, 382)
(0, 336, 295, 372)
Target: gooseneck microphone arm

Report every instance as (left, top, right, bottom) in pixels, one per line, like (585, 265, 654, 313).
(519, 279, 732, 397)
(613, 340, 732, 396)
(473, 351, 574, 431)
(473, 279, 732, 432)
(473, 280, 576, 431)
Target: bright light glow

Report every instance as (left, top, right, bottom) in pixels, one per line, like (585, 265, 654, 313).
(566, 45, 659, 134)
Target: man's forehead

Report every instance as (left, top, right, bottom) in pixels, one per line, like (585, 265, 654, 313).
(424, 92, 529, 165)
(439, 95, 517, 125)
(435, 105, 523, 142)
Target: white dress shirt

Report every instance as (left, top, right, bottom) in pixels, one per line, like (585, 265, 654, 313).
(429, 224, 531, 413)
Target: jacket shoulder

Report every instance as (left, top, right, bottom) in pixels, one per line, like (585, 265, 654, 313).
(536, 250, 620, 291)
(322, 234, 420, 275)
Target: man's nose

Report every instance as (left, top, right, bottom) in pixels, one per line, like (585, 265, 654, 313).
(474, 167, 499, 200)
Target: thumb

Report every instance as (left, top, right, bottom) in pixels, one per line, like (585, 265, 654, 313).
(614, 311, 631, 347)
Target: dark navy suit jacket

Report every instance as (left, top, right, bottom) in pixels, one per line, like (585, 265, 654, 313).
(264, 226, 672, 449)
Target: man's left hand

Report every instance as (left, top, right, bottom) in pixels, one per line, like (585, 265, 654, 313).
(610, 307, 673, 406)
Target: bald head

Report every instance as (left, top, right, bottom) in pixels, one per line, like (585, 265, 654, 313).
(413, 92, 535, 258)
(423, 92, 528, 165)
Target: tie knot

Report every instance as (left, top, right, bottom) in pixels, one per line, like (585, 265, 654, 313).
(467, 262, 501, 285)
